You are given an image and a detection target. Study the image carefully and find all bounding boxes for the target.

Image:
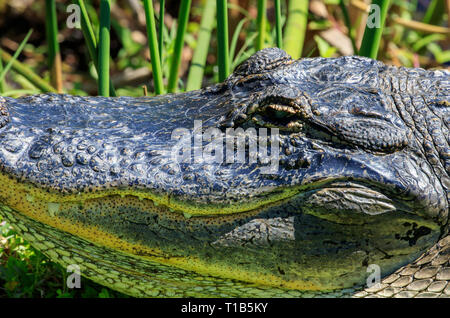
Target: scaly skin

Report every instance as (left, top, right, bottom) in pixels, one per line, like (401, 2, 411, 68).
(0, 48, 448, 297)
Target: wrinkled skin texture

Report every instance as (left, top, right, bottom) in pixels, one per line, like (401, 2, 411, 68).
(0, 48, 448, 297)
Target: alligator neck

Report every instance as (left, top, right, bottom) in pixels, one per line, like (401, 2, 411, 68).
(383, 71, 449, 185)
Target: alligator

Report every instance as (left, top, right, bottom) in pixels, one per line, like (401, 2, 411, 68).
(0, 48, 448, 298)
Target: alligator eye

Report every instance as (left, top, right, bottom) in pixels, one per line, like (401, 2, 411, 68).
(273, 109, 291, 119)
(250, 104, 304, 132)
(234, 48, 292, 76)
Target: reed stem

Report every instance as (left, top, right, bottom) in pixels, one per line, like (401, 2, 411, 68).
(167, 0, 192, 93)
(359, 0, 390, 59)
(216, 0, 230, 82)
(256, 0, 267, 51)
(143, 0, 165, 94)
(98, 0, 111, 96)
(45, 0, 63, 92)
(283, 0, 309, 59)
(76, 0, 116, 96)
(186, 0, 216, 91)
(274, 0, 282, 49)
(159, 0, 165, 64)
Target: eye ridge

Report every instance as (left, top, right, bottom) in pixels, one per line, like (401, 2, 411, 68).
(234, 47, 293, 77)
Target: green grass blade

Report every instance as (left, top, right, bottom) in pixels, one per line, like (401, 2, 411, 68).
(256, 0, 267, 51)
(1, 89, 40, 97)
(159, 0, 165, 64)
(423, 0, 445, 25)
(339, 0, 357, 54)
(283, 0, 309, 59)
(75, 0, 116, 96)
(216, 0, 230, 82)
(76, 0, 97, 64)
(359, 0, 390, 59)
(167, 0, 192, 93)
(0, 29, 33, 82)
(143, 0, 165, 95)
(232, 32, 258, 69)
(186, 0, 216, 91)
(427, 42, 450, 64)
(229, 17, 249, 62)
(45, 0, 62, 93)
(274, 0, 282, 49)
(0, 50, 57, 93)
(412, 33, 446, 52)
(0, 49, 4, 93)
(98, 0, 111, 96)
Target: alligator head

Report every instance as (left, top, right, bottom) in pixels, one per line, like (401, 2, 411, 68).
(0, 48, 448, 296)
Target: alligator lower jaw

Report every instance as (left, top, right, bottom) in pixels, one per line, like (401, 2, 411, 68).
(0, 170, 442, 294)
(0, 170, 328, 291)
(0, 203, 328, 297)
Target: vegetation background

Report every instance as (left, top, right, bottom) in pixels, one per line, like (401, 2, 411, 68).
(0, 0, 448, 297)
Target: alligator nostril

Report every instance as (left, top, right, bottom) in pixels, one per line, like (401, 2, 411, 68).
(0, 97, 9, 129)
(298, 157, 311, 168)
(283, 157, 311, 170)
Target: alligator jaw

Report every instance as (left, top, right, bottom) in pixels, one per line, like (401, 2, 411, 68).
(0, 164, 442, 294)
(0, 167, 327, 292)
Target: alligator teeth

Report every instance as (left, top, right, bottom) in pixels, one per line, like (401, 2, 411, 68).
(287, 121, 303, 130)
(266, 104, 297, 114)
